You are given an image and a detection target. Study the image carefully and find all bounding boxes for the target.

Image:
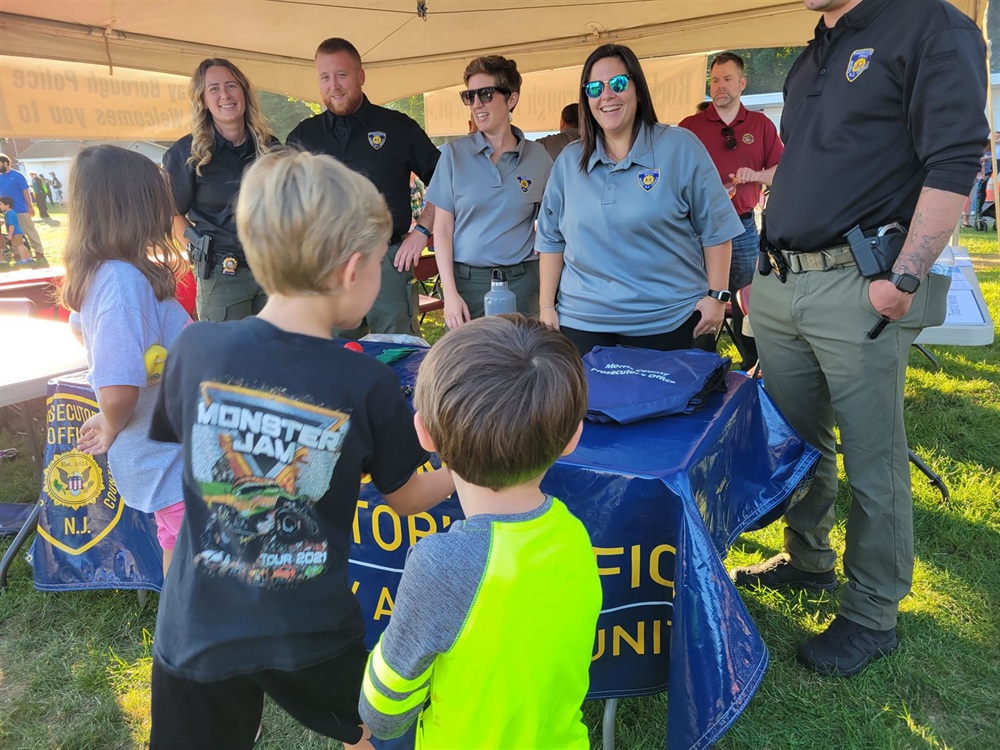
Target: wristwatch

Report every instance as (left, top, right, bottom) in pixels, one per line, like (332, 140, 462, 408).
(888, 272, 920, 294)
(707, 289, 732, 303)
(413, 223, 431, 238)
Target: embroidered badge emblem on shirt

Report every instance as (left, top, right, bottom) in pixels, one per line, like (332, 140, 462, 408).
(742, 133, 755, 145)
(517, 175, 532, 192)
(638, 169, 660, 192)
(368, 131, 386, 150)
(846, 49, 874, 82)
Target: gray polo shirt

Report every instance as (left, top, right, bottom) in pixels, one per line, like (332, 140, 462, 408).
(536, 123, 743, 336)
(426, 126, 552, 267)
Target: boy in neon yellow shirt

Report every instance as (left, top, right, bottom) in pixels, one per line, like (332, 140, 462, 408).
(360, 315, 602, 748)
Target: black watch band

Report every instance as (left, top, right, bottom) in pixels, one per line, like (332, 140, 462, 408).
(413, 223, 431, 238)
(707, 289, 732, 303)
(888, 272, 920, 294)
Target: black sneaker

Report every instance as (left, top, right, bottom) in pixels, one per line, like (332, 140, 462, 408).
(730, 553, 840, 592)
(798, 616, 899, 676)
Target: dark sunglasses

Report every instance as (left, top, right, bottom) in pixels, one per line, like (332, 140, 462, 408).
(459, 85, 511, 105)
(722, 126, 738, 150)
(582, 74, 632, 99)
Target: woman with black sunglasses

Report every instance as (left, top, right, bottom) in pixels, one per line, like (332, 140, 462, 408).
(537, 44, 744, 355)
(425, 56, 552, 328)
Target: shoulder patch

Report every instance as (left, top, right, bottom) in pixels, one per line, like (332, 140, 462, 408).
(846, 49, 874, 82)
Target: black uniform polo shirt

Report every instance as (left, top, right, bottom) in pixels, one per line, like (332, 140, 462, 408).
(766, 0, 988, 252)
(286, 96, 440, 242)
(163, 130, 278, 258)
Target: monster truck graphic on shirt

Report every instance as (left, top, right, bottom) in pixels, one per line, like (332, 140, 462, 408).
(189, 381, 350, 587)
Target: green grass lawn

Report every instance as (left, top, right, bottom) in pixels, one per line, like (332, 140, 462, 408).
(1, 229, 997, 749)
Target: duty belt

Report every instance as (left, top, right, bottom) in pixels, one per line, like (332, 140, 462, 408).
(780, 246, 856, 273)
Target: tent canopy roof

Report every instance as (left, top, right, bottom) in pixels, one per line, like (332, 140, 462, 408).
(0, 1, 987, 104)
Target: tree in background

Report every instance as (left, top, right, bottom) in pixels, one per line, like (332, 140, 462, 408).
(257, 91, 426, 143)
(258, 92, 321, 143)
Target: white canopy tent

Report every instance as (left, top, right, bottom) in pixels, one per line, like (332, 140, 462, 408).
(0, 1, 987, 106)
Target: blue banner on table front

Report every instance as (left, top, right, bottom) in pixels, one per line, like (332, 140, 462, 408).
(349, 343, 818, 750)
(29, 373, 164, 592)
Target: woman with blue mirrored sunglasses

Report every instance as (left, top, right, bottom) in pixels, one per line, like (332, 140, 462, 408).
(425, 55, 553, 329)
(536, 43, 745, 355)
(582, 74, 632, 99)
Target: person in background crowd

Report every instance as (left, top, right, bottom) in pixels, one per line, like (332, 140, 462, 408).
(537, 43, 743, 356)
(29, 172, 50, 219)
(48, 172, 63, 203)
(730, 0, 988, 677)
(679, 51, 784, 370)
(163, 58, 279, 323)
(536, 103, 580, 161)
(1, 195, 32, 264)
(427, 55, 552, 327)
(0, 155, 45, 263)
(287, 37, 440, 338)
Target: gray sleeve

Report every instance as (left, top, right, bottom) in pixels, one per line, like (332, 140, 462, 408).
(359, 524, 491, 739)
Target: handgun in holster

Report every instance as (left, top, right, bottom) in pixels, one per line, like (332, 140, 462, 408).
(844, 222, 906, 278)
(184, 226, 213, 280)
(757, 213, 788, 282)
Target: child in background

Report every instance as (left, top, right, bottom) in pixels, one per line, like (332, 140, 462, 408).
(360, 314, 602, 749)
(1, 195, 32, 264)
(60, 145, 190, 576)
(147, 149, 455, 750)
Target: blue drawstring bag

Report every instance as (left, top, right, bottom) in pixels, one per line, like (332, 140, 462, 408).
(583, 346, 731, 424)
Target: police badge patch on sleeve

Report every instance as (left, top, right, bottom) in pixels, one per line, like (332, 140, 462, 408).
(846, 49, 874, 82)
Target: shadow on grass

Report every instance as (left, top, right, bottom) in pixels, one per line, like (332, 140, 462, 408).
(0, 540, 155, 749)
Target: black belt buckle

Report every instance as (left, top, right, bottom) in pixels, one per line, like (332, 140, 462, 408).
(766, 247, 788, 283)
(221, 254, 239, 276)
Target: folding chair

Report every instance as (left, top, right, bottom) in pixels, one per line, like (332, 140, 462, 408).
(413, 252, 444, 324)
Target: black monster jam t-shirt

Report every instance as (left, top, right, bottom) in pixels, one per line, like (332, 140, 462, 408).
(149, 317, 427, 680)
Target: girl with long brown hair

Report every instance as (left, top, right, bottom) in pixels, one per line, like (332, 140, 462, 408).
(60, 144, 191, 575)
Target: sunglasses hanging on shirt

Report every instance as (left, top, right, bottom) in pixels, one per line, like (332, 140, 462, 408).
(721, 126, 738, 150)
(582, 74, 632, 99)
(459, 86, 512, 105)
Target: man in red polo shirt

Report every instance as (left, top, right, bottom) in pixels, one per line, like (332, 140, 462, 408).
(679, 52, 783, 369)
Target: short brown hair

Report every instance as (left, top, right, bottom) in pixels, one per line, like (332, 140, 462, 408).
(710, 52, 745, 75)
(236, 149, 391, 295)
(414, 315, 587, 491)
(316, 37, 362, 65)
(463, 56, 522, 97)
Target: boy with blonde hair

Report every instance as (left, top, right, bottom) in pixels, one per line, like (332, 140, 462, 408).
(360, 315, 602, 748)
(149, 149, 454, 750)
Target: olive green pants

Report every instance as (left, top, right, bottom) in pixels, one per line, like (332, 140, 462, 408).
(196, 265, 267, 322)
(752, 261, 948, 630)
(453, 260, 539, 322)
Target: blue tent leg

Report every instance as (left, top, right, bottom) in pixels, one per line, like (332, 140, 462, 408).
(602, 698, 618, 750)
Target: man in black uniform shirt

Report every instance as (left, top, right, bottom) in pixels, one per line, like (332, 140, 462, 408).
(731, 0, 987, 676)
(287, 37, 440, 336)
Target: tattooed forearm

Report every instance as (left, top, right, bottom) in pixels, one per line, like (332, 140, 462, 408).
(893, 187, 970, 279)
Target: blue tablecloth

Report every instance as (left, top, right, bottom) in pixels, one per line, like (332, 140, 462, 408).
(31, 345, 818, 750)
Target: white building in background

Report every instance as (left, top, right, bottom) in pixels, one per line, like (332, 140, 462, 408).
(13, 140, 169, 204)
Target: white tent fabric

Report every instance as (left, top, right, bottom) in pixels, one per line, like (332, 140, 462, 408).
(425, 54, 709, 136)
(0, 1, 987, 106)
